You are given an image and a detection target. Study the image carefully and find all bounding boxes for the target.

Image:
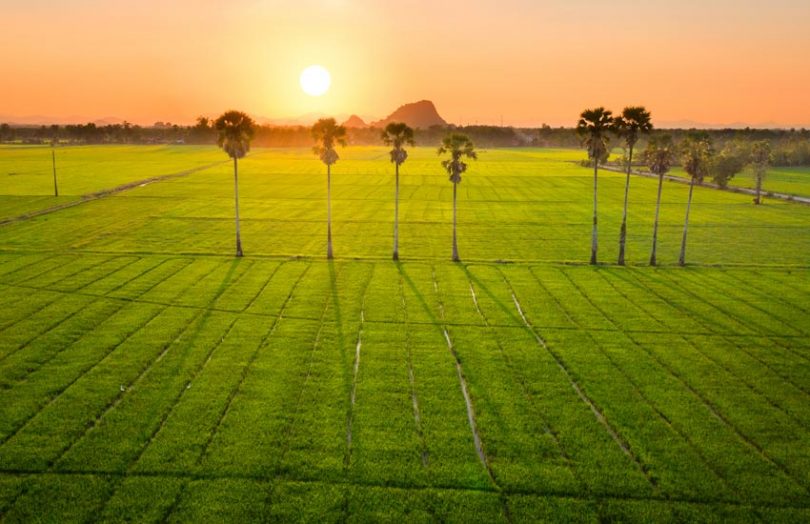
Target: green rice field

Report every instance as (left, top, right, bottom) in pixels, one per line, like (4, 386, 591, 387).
(668, 165, 810, 199)
(0, 145, 808, 522)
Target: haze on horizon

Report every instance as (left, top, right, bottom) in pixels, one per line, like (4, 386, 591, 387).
(2, 0, 810, 128)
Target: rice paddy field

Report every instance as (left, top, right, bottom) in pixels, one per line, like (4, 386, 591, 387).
(668, 165, 810, 199)
(0, 145, 809, 522)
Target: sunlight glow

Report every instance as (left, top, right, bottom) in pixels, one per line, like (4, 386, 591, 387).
(300, 65, 331, 97)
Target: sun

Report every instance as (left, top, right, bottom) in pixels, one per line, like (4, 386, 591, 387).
(300, 65, 331, 97)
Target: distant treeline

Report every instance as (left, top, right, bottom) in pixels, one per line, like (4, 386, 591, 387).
(3, 120, 810, 166)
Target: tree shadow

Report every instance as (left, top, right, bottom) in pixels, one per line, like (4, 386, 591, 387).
(328, 260, 343, 328)
(328, 261, 351, 435)
(327, 261, 348, 371)
(462, 265, 523, 326)
(399, 262, 504, 482)
(396, 263, 443, 335)
(176, 257, 244, 366)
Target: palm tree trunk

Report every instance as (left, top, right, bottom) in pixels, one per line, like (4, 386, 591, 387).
(650, 173, 664, 266)
(233, 157, 243, 257)
(590, 160, 598, 265)
(679, 177, 695, 267)
(327, 163, 333, 259)
(452, 181, 459, 262)
(52, 148, 58, 197)
(393, 163, 399, 261)
(618, 145, 633, 265)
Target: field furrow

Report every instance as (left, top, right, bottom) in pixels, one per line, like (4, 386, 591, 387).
(560, 268, 810, 502)
(1, 146, 808, 520)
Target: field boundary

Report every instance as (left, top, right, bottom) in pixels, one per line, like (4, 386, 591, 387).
(2, 249, 809, 271)
(600, 164, 810, 205)
(0, 161, 226, 227)
(0, 468, 808, 512)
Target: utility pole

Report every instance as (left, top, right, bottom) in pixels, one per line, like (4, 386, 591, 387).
(51, 141, 58, 197)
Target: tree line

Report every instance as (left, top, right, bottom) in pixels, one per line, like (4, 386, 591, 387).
(2, 110, 783, 265)
(2, 120, 809, 167)
(214, 107, 772, 266)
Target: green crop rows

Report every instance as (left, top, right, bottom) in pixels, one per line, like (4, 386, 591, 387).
(0, 146, 808, 521)
(668, 165, 810, 198)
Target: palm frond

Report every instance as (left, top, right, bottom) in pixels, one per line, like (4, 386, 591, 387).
(613, 106, 653, 148)
(439, 133, 476, 184)
(214, 110, 256, 159)
(311, 117, 347, 166)
(644, 135, 674, 176)
(576, 107, 614, 162)
(679, 135, 713, 182)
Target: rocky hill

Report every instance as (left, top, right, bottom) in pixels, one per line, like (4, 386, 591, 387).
(341, 115, 367, 128)
(372, 100, 447, 129)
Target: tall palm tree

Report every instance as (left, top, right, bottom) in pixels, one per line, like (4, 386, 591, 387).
(643, 135, 675, 266)
(214, 110, 255, 257)
(576, 107, 614, 265)
(613, 106, 653, 265)
(678, 135, 713, 266)
(381, 122, 414, 261)
(750, 140, 772, 205)
(438, 133, 477, 262)
(311, 118, 346, 259)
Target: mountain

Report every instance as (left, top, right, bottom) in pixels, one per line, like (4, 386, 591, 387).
(656, 119, 790, 130)
(261, 101, 448, 129)
(255, 113, 336, 126)
(0, 114, 127, 126)
(341, 115, 367, 128)
(92, 116, 126, 126)
(372, 100, 447, 129)
(0, 115, 131, 127)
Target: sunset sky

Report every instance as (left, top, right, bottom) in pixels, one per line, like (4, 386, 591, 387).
(2, 0, 810, 127)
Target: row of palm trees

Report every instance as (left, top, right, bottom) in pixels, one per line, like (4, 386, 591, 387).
(216, 107, 766, 266)
(576, 106, 655, 265)
(579, 105, 702, 267)
(576, 106, 770, 267)
(215, 110, 476, 261)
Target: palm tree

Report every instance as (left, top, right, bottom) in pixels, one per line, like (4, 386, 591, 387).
(381, 122, 415, 261)
(311, 118, 346, 259)
(214, 110, 256, 257)
(750, 140, 772, 205)
(678, 135, 713, 266)
(576, 107, 614, 265)
(613, 106, 653, 265)
(643, 135, 675, 266)
(438, 133, 477, 262)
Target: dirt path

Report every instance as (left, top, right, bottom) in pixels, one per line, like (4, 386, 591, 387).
(0, 162, 225, 227)
(600, 165, 810, 206)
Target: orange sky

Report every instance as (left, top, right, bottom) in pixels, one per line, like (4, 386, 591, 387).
(2, 0, 810, 127)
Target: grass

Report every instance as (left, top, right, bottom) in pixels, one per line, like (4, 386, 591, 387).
(669, 165, 810, 198)
(0, 146, 808, 521)
(0, 145, 224, 222)
(2, 146, 809, 265)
